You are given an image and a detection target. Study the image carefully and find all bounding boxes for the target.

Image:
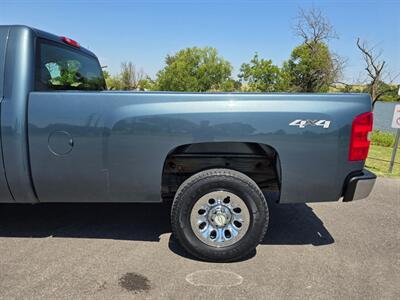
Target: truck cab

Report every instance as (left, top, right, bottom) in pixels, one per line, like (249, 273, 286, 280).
(0, 25, 105, 204)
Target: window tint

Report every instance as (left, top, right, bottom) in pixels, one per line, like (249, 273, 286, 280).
(35, 39, 105, 91)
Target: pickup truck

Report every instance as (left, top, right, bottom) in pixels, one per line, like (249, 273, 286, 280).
(0, 25, 376, 262)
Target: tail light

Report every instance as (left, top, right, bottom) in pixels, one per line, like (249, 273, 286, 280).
(349, 112, 373, 161)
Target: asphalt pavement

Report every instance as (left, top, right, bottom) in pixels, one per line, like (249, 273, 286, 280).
(0, 177, 399, 299)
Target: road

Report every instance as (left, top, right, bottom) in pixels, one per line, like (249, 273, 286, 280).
(0, 178, 399, 299)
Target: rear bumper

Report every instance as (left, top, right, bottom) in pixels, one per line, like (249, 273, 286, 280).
(343, 169, 376, 202)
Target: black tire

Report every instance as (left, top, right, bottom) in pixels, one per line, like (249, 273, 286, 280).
(171, 168, 269, 262)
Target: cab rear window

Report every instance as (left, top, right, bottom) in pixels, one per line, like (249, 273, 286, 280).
(35, 39, 105, 91)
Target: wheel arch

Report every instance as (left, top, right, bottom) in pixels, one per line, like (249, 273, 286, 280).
(161, 141, 281, 201)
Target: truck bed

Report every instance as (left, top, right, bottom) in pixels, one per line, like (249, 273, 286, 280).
(24, 91, 371, 203)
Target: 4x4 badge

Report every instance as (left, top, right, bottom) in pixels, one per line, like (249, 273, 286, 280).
(289, 119, 331, 129)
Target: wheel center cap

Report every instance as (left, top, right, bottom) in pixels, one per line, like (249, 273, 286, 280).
(214, 214, 226, 226)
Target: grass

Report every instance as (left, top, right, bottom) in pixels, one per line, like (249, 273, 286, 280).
(366, 144, 400, 176)
(370, 130, 396, 147)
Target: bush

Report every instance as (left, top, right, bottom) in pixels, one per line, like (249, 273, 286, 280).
(370, 130, 395, 147)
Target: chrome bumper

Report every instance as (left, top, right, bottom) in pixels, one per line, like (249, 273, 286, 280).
(343, 169, 376, 202)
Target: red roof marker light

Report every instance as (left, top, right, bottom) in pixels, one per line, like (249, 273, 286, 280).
(61, 36, 80, 48)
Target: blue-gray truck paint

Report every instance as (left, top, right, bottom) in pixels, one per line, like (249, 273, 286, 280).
(1, 26, 38, 203)
(0, 26, 371, 204)
(0, 26, 14, 203)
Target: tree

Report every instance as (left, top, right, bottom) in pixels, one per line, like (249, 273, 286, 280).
(356, 38, 399, 105)
(294, 7, 338, 45)
(104, 62, 148, 90)
(105, 74, 123, 90)
(219, 79, 242, 92)
(285, 8, 343, 92)
(120, 61, 145, 90)
(375, 82, 400, 102)
(102, 70, 110, 80)
(137, 77, 156, 91)
(154, 47, 233, 92)
(238, 53, 287, 92)
(284, 42, 337, 92)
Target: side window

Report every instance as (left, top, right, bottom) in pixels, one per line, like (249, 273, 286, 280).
(35, 39, 105, 91)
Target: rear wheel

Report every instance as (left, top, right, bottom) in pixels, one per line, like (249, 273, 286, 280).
(171, 168, 269, 262)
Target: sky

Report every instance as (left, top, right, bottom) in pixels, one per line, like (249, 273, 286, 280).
(1, 0, 399, 83)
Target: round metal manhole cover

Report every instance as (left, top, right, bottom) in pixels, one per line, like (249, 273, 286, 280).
(48, 131, 74, 156)
(185, 270, 243, 287)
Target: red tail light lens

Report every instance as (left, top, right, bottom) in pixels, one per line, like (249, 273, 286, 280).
(60, 36, 80, 48)
(349, 112, 373, 161)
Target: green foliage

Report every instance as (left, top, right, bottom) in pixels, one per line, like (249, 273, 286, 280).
(238, 53, 287, 92)
(333, 83, 399, 102)
(376, 83, 400, 102)
(154, 47, 233, 92)
(221, 79, 242, 92)
(104, 62, 149, 91)
(105, 74, 123, 90)
(284, 42, 337, 92)
(370, 130, 396, 147)
(102, 70, 110, 80)
(137, 77, 156, 91)
(331, 84, 365, 93)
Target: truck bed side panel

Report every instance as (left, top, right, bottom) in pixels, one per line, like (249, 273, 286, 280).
(28, 92, 369, 204)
